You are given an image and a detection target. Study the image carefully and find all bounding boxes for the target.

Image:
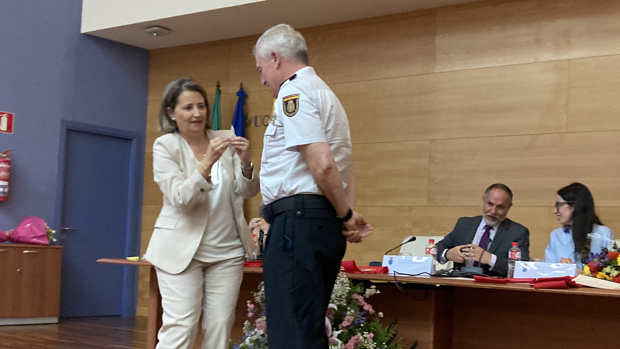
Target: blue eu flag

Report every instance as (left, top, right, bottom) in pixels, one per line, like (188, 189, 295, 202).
(232, 88, 247, 137)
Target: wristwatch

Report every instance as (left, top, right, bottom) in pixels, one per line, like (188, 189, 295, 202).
(338, 208, 353, 222)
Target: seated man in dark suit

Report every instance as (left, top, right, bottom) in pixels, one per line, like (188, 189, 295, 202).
(435, 183, 530, 276)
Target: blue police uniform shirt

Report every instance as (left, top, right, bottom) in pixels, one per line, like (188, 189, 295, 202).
(260, 67, 352, 205)
(545, 224, 615, 268)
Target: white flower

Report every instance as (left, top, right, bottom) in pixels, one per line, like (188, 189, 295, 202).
(330, 271, 350, 305)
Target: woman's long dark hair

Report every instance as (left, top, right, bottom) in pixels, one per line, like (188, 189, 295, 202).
(557, 183, 602, 264)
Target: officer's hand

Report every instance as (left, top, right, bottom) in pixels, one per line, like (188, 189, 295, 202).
(342, 229, 362, 243)
(343, 211, 372, 239)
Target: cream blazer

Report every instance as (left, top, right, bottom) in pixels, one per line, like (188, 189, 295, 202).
(144, 131, 259, 274)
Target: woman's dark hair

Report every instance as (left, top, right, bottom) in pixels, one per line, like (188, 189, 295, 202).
(158, 78, 210, 133)
(557, 182, 602, 264)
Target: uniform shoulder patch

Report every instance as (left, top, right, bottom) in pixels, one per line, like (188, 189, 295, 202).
(282, 94, 300, 117)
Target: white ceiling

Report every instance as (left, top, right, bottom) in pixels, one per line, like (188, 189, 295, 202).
(82, 0, 482, 50)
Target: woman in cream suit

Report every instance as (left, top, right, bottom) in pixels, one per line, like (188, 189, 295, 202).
(144, 78, 259, 349)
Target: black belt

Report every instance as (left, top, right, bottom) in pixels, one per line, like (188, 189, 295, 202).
(264, 194, 334, 223)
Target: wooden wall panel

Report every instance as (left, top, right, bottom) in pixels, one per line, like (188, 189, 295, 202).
(142, 153, 162, 206)
(228, 39, 263, 94)
(335, 60, 568, 144)
(331, 77, 429, 143)
(145, 101, 160, 153)
(429, 131, 620, 207)
(436, 0, 542, 71)
(343, 206, 419, 265)
(149, 44, 233, 101)
(305, 14, 436, 85)
(243, 91, 273, 150)
(537, 0, 620, 61)
(352, 141, 430, 207)
(437, 0, 620, 72)
(568, 55, 620, 132)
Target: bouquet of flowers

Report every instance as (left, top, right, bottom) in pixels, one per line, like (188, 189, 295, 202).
(584, 244, 620, 283)
(233, 270, 401, 349)
(0, 216, 56, 245)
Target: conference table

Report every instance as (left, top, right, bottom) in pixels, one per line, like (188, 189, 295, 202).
(97, 258, 620, 349)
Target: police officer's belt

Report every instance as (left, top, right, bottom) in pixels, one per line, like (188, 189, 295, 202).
(264, 194, 333, 223)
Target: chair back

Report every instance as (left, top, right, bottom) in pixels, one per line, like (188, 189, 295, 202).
(398, 235, 452, 272)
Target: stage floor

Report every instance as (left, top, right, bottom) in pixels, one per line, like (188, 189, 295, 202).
(0, 316, 147, 349)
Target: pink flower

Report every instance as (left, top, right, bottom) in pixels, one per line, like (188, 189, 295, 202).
(367, 333, 374, 342)
(343, 334, 362, 349)
(339, 315, 355, 329)
(247, 313, 253, 318)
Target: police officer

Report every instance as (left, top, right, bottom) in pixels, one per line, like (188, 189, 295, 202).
(254, 24, 372, 349)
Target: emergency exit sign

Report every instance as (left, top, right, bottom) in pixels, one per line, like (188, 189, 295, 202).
(0, 111, 14, 134)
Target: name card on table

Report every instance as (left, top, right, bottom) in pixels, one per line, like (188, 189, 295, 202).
(513, 261, 577, 278)
(382, 255, 433, 277)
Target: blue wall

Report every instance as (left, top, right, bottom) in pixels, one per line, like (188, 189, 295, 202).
(0, 0, 149, 231)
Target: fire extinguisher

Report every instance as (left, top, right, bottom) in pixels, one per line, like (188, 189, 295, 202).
(0, 150, 13, 202)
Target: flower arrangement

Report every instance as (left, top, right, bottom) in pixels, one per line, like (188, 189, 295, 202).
(233, 270, 401, 349)
(0, 216, 56, 245)
(584, 244, 620, 283)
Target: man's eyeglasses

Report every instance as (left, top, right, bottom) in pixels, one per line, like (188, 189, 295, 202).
(555, 201, 574, 210)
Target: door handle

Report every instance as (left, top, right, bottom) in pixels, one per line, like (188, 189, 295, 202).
(0, 249, 6, 252)
(23, 250, 41, 254)
(61, 227, 76, 233)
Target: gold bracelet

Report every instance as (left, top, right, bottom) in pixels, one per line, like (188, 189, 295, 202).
(199, 162, 209, 171)
(241, 162, 253, 171)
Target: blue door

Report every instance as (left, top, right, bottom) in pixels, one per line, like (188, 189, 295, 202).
(59, 128, 134, 317)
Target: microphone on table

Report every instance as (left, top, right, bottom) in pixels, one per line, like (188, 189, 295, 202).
(368, 236, 418, 266)
(384, 236, 417, 255)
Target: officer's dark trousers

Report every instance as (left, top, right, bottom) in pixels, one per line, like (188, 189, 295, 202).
(263, 194, 346, 349)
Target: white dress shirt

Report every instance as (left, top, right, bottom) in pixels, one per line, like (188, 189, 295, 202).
(193, 160, 245, 263)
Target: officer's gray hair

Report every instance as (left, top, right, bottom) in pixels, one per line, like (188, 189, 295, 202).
(254, 24, 309, 65)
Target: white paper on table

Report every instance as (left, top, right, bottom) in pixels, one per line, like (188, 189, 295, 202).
(574, 274, 620, 290)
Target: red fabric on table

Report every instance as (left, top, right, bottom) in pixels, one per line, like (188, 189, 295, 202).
(473, 275, 507, 284)
(358, 266, 389, 274)
(341, 260, 361, 273)
(341, 260, 388, 274)
(244, 261, 263, 267)
(505, 278, 536, 283)
(533, 276, 580, 289)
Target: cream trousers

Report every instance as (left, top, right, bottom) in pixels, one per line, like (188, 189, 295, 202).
(155, 256, 245, 349)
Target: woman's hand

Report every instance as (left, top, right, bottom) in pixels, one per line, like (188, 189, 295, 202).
(559, 257, 573, 264)
(201, 137, 231, 170)
(230, 137, 251, 167)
